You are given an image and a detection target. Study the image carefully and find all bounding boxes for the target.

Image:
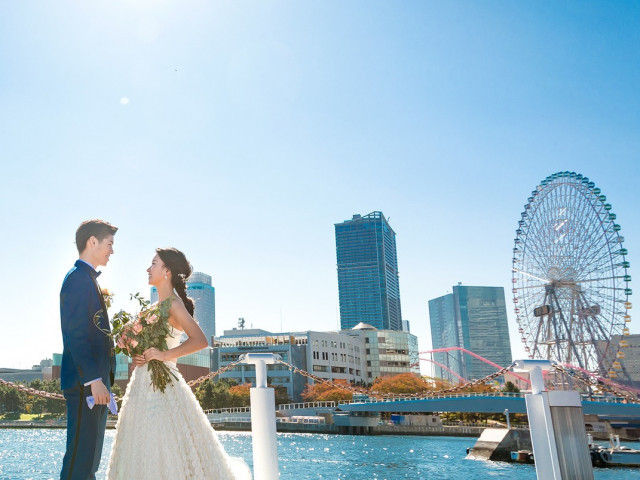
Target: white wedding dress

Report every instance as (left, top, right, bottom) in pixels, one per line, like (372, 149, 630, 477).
(106, 326, 252, 479)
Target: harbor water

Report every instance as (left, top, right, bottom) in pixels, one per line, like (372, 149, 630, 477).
(2, 429, 640, 479)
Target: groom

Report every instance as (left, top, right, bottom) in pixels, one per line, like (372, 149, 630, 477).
(60, 219, 117, 480)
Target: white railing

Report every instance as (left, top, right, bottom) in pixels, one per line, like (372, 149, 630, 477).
(278, 401, 336, 410)
(211, 416, 252, 423)
(203, 406, 252, 415)
(337, 392, 631, 405)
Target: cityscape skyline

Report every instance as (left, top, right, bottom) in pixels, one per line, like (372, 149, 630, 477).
(1, 3, 639, 370)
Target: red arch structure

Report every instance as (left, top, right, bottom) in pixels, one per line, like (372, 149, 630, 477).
(420, 347, 531, 384)
(415, 357, 467, 383)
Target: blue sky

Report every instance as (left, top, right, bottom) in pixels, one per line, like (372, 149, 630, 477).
(1, 1, 638, 370)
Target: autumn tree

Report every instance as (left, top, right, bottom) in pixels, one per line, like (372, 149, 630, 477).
(272, 385, 291, 405)
(301, 380, 352, 402)
(229, 383, 251, 407)
(371, 373, 430, 395)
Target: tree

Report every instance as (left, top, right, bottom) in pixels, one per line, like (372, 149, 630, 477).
(273, 385, 291, 406)
(229, 383, 251, 407)
(111, 383, 124, 410)
(460, 382, 495, 393)
(301, 381, 352, 402)
(27, 379, 46, 417)
(371, 373, 430, 395)
(3, 388, 26, 413)
(195, 378, 238, 410)
(501, 381, 520, 393)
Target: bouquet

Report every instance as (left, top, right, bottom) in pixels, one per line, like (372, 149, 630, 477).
(96, 292, 178, 393)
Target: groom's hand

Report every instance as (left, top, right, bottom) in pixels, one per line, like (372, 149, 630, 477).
(90, 380, 110, 405)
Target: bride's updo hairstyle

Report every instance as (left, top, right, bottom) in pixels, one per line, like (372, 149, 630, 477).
(156, 247, 195, 317)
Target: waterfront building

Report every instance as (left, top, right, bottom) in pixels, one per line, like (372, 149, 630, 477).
(347, 323, 420, 381)
(152, 271, 216, 345)
(306, 330, 367, 385)
(212, 329, 308, 402)
(428, 285, 512, 381)
(212, 325, 418, 400)
(335, 212, 403, 331)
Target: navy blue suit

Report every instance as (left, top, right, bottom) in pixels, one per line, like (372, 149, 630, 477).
(60, 260, 115, 480)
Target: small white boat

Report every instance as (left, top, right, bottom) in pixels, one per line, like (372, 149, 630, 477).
(590, 434, 640, 467)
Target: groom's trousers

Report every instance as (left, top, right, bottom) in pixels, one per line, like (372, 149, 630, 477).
(60, 383, 108, 480)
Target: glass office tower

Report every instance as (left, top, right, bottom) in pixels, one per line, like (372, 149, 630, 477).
(428, 285, 512, 381)
(335, 212, 402, 331)
(428, 293, 464, 382)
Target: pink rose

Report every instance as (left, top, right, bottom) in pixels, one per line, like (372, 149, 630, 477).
(131, 322, 143, 334)
(128, 338, 139, 349)
(147, 314, 158, 325)
(117, 337, 126, 348)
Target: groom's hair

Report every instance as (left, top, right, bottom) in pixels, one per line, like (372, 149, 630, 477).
(76, 219, 118, 254)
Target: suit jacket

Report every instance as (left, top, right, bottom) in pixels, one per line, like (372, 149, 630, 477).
(60, 260, 115, 391)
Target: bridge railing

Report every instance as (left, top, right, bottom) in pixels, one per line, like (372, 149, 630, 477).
(203, 406, 252, 415)
(278, 401, 337, 410)
(337, 391, 527, 405)
(337, 391, 632, 405)
(204, 392, 631, 416)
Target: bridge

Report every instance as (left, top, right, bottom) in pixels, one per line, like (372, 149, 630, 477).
(336, 392, 640, 417)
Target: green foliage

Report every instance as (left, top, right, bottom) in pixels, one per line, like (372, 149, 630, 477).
(195, 378, 239, 410)
(3, 387, 26, 413)
(273, 385, 291, 406)
(501, 381, 520, 393)
(111, 383, 124, 409)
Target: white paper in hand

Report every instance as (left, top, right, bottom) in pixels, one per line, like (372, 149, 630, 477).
(86, 393, 118, 415)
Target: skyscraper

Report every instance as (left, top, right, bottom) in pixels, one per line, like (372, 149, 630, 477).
(428, 285, 512, 381)
(151, 271, 216, 345)
(335, 211, 402, 331)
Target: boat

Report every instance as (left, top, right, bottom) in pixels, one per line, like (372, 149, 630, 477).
(589, 433, 640, 467)
(510, 450, 534, 463)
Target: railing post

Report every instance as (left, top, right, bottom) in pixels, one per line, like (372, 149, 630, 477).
(240, 353, 280, 480)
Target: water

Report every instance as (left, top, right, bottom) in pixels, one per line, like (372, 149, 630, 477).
(1, 429, 640, 479)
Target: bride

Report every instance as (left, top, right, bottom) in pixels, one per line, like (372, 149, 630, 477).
(106, 247, 251, 479)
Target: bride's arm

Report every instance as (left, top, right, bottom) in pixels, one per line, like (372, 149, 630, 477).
(142, 300, 208, 362)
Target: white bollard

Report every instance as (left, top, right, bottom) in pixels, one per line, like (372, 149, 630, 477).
(241, 353, 280, 480)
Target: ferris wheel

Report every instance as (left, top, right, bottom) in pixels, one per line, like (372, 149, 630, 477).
(512, 171, 632, 378)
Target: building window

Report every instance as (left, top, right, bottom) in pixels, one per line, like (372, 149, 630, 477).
(313, 365, 328, 373)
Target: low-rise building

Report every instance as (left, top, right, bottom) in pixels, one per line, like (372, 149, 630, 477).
(212, 325, 419, 401)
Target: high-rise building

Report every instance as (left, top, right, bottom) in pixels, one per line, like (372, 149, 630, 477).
(335, 212, 402, 331)
(151, 271, 216, 345)
(428, 285, 512, 381)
